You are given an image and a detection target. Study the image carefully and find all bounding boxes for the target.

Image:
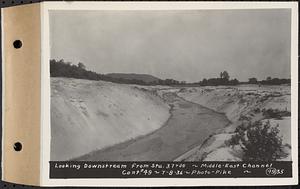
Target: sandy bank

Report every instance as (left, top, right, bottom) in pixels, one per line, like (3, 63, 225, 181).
(176, 85, 291, 161)
(51, 78, 170, 160)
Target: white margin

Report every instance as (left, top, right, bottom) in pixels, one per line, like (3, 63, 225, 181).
(40, 1, 299, 186)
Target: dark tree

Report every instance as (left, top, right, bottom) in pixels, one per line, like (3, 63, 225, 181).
(248, 77, 258, 84)
(220, 71, 230, 81)
(229, 78, 239, 85)
(201, 78, 208, 85)
(78, 62, 86, 70)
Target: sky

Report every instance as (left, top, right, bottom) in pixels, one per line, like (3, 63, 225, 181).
(50, 9, 291, 82)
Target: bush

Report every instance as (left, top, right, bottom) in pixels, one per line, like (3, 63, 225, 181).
(241, 121, 287, 161)
(226, 132, 243, 147)
(226, 123, 247, 147)
(227, 121, 288, 161)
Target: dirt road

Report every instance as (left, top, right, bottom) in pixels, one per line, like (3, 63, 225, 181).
(76, 92, 230, 161)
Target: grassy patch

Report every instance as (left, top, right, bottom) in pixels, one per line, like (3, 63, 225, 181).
(262, 108, 291, 120)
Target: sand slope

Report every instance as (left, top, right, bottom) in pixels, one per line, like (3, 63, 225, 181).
(177, 85, 291, 161)
(51, 78, 170, 160)
(178, 85, 290, 122)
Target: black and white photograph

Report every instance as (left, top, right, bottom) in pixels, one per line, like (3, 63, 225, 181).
(49, 8, 292, 164)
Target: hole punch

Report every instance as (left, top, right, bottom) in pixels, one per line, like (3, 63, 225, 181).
(13, 40, 22, 49)
(13, 142, 22, 151)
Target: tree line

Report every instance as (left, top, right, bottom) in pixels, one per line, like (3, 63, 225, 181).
(50, 59, 150, 85)
(248, 77, 290, 85)
(50, 59, 290, 86)
(198, 71, 239, 86)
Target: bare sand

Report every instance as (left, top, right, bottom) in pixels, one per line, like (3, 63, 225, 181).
(51, 78, 170, 160)
(76, 92, 230, 161)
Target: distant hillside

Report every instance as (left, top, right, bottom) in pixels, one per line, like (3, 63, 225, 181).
(106, 73, 160, 84)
